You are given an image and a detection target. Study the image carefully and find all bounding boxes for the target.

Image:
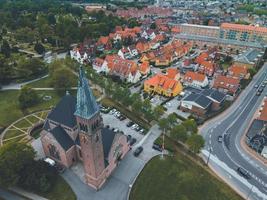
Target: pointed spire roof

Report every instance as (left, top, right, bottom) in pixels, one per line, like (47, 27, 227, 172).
(74, 66, 99, 119)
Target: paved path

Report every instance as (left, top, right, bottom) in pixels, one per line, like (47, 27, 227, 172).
(62, 125, 162, 200)
(0, 188, 26, 200)
(1, 75, 48, 91)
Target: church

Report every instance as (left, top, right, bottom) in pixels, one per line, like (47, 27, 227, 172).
(40, 66, 130, 190)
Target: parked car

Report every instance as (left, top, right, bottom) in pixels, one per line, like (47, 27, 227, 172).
(109, 109, 117, 115)
(127, 121, 134, 127)
(256, 91, 261, 96)
(152, 143, 162, 152)
(254, 84, 259, 88)
(119, 115, 126, 121)
(127, 135, 132, 142)
(131, 124, 138, 130)
(134, 146, 143, 157)
(237, 167, 251, 179)
(129, 138, 137, 146)
(217, 135, 223, 143)
(139, 129, 145, 135)
(258, 88, 264, 93)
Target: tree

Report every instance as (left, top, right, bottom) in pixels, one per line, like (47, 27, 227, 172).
(170, 124, 188, 143)
(186, 134, 205, 153)
(0, 54, 13, 84)
(1, 39, 11, 57)
(34, 43, 46, 54)
(248, 68, 257, 77)
(182, 119, 198, 134)
(167, 113, 177, 129)
(158, 118, 169, 132)
(50, 67, 76, 95)
(16, 57, 46, 78)
(153, 105, 165, 119)
(0, 143, 35, 187)
(19, 86, 39, 109)
(150, 22, 156, 29)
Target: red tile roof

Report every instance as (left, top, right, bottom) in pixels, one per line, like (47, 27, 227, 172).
(259, 99, 267, 122)
(213, 75, 240, 94)
(228, 65, 248, 78)
(221, 23, 267, 33)
(184, 71, 206, 82)
(166, 68, 179, 79)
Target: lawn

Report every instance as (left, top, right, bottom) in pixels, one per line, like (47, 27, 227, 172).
(27, 76, 52, 88)
(130, 154, 243, 200)
(41, 176, 76, 200)
(0, 90, 61, 128)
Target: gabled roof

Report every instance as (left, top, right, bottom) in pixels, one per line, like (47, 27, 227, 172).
(183, 93, 212, 109)
(228, 65, 248, 77)
(47, 94, 77, 128)
(166, 68, 179, 79)
(51, 126, 74, 151)
(201, 89, 226, 103)
(184, 71, 206, 82)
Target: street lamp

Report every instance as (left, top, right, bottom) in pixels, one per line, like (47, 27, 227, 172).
(206, 147, 212, 165)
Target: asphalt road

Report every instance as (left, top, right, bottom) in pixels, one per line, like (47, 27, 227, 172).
(201, 62, 267, 200)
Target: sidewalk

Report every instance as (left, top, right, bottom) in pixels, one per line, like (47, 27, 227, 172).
(9, 187, 48, 200)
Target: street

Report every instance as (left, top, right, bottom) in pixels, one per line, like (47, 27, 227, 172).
(201, 62, 267, 200)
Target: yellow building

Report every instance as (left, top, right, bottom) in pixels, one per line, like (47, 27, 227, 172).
(144, 73, 183, 97)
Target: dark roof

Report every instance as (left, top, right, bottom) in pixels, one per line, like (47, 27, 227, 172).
(246, 119, 267, 139)
(102, 128, 116, 165)
(201, 89, 226, 103)
(183, 93, 212, 109)
(51, 126, 74, 151)
(47, 94, 77, 128)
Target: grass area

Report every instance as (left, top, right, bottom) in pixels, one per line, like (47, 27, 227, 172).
(101, 97, 151, 130)
(26, 115, 41, 124)
(27, 76, 52, 88)
(0, 90, 61, 128)
(3, 130, 25, 140)
(42, 176, 76, 200)
(13, 119, 31, 128)
(3, 135, 26, 145)
(130, 153, 243, 200)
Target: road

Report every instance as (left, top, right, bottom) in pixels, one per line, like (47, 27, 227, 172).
(200, 62, 267, 200)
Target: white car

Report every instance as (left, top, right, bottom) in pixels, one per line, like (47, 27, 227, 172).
(131, 124, 138, 130)
(109, 109, 116, 115)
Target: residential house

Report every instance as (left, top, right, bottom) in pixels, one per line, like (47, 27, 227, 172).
(166, 68, 180, 80)
(213, 75, 240, 96)
(139, 61, 150, 76)
(144, 73, 183, 97)
(136, 42, 151, 53)
(199, 60, 215, 77)
(92, 58, 105, 73)
(183, 71, 209, 89)
(228, 65, 250, 79)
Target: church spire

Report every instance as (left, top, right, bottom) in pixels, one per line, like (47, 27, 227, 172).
(74, 66, 99, 119)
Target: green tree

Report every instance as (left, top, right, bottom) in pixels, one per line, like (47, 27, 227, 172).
(0, 143, 35, 187)
(186, 134, 205, 153)
(167, 113, 177, 129)
(182, 119, 198, 134)
(158, 118, 169, 132)
(18, 86, 39, 109)
(170, 124, 188, 143)
(0, 54, 13, 84)
(153, 105, 165, 119)
(51, 67, 76, 95)
(1, 39, 11, 58)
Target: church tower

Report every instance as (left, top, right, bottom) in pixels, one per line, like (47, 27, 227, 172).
(74, 66, 106, 189)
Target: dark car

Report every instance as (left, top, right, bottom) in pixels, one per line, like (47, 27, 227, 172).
(119, 115, 126, 121)
(129, 138, 137, 146)
(152, 143, 162, 152)
(258, 88, 264, 93)
(217, 135, 223, 143)
(237, 167, 251, 179)
(127, 121, 134, 127)
(134, 146, 143, 157)
(127, 135, 132, 142)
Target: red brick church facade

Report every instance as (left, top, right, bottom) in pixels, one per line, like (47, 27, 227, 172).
(41, 67, 130, 189)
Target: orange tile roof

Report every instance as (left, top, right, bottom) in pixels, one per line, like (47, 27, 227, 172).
(145, 73, 180, 92)
(195, 52, 209, 64)
(201, 61, 214, 70)
(139, 61, 150, 74)
(166, 68, 179, 79)
(213, 75, 240, 94)
(171, 27, 180, 33)
(184, 71, 206, 82)
(259, 99, 267, 122)
(221, 23, 267, 33)
(228, 65, 248, 78)
(98, 36, 109, 45)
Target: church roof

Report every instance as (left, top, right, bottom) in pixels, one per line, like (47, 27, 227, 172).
(50, 126, 74, 151)
(47, 94, 77, 128)
(75, 66, 99, 119)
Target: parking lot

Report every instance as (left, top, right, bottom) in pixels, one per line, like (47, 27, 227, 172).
(101, 109, 146, 147)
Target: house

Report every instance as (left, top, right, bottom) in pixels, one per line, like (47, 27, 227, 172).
(102, 55, 141, 83)
(154, 55, 172, 67)
(228, 65, 250, 79)
(200, 89, 226, 110)
(141, 29, 156, 40)
(233, 48, 264, 68)
(41, 67, 129, 190)
(139, 61, 150, 76)
(213, 75, 240, 96)
(259, 99, 267, 122)
(199, 60, 215, 76)
(166, 68, 180, 80)
(128, 45, 139, 57)
(118, 47, 131, 59)
(70, 48, 88, 64)
(136, 42, 151, 53)
(92, 58, 105, 73)
(195, 52, 209, 65)
(97, 36, 111, 51)
(180, 93, 212, 116)
(183, 71, 209, 89)
(144, 73, 183, 97)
